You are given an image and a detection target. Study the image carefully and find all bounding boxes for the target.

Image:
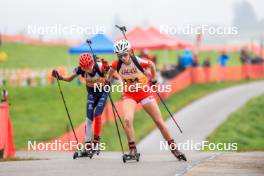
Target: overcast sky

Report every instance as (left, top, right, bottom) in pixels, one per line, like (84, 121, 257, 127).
(1, 0, 264, 40)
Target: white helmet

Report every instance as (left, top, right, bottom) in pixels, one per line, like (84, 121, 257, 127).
(113, 39, 131, 54)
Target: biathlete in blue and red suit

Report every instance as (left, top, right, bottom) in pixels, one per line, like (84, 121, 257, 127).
(52, 53, 110, 152)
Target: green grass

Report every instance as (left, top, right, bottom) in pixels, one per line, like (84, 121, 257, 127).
(9, 82, 86, 149)
(0, 42, 115, 69)
(207, 93, 264, 151)
(0, 42, 75, 69)
(0, 42, 241, 69)
(7, 81, 121, 149)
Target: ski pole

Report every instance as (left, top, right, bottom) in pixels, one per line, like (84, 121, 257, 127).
(54, 76, 79, 143)
(109, 91, 125, 155)
(86, 39, 98, 61)
(86, 38, 125, 129)
(115, 25, 183, 133)
(85, 38, 125, 153)
(108, 91, 125, 130)
(115, 25, 135, 56)
(156, 92, 183, 133)
(86, 38, 125, 128)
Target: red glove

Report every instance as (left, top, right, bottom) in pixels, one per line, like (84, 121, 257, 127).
(102, 60, 110, 72)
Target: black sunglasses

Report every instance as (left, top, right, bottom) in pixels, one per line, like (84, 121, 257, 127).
(118, 53, 129, 59)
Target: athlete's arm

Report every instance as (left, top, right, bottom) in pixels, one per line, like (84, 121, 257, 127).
(112, 71, 120, 80)
(52, 69, 78, 82)
(108, 68, 116, 81)
(62, 74, 77, 82)
(148, 61, 157, 82)
(108, 60, 118, 81)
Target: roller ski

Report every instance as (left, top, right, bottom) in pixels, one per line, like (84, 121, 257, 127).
(73, 142, 94, 159)
(168, 140, 187, 162)
(122, 142, 140, 163)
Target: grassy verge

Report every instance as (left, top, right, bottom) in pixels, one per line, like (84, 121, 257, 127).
(8, 81, 121, 149)
(207, 93, 264, 151)
(1, 42, 240, 69)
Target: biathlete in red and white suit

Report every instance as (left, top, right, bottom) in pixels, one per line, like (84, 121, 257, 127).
(107, 39, 186, 161)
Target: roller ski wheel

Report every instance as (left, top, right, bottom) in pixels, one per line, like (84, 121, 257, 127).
(90, 148, 100, 156)
(72, 148, 94, 159)
(122, 153, 140, 163)
(84, 149, 94, 159)
(122, 155, 126, 163)
(73, 151, 78, 159)
(94, 149, 100, 156)
(92, 142, 100, 156)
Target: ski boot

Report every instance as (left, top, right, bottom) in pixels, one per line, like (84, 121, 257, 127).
(168, 139, 187, 161)
(92, 136, 101, 156)
(122, 142, 140, 163)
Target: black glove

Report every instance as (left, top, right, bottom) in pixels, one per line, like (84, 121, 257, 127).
(149, 79, 158, 86)
(52, 70, 63, 80)
(104, 79, 111, 86)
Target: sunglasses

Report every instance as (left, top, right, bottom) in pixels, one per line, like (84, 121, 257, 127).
(118, 53, 129, 59)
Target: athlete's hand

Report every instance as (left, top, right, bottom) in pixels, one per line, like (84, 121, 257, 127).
(104, 79, 111, 86)
(102, 60, 110, 72)
(52, 70, 63, 80)
(149, 79, 159, 92)
(149, 79, 158, 86)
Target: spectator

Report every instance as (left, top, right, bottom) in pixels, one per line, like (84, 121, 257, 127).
(192, 54, 199, 67)
(139, 50, 157, 64)
(203, 57, 211, 67)
(218, 51, 229, 67)
(240, 48, 251, 64)
(1, 89, 9, 102)
(218, 51, 229, 81)
(181, 49, 193, 68)
(177, 55, 185, 71)
(203, 57, 211, 82)
(251, 54, 263, 64)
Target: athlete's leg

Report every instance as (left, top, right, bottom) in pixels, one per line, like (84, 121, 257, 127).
(86, 93, 96, 145)
(122, 98, 137, 142)
(122, 97, 138, 156)
(142, 98, 172, 141)
(142, 97, 187, 161)
(94, 91, 109, 142)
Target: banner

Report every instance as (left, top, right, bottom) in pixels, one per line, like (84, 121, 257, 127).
(0, 102, 16, 158)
